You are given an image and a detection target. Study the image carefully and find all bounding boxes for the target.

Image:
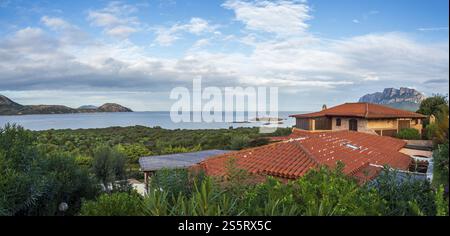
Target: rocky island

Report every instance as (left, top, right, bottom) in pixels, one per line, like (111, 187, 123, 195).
(0, 95, 133, 115)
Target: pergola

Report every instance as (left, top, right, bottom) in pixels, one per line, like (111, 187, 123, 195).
(139, 150, 231, 191)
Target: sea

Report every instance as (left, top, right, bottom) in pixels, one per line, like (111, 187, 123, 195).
(0, 111, 303, 131)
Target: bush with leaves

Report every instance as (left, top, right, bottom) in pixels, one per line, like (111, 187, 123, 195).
(228, 135, 251, 150)
(417, 94, 448, 117)
(371, 170, 437, 216)
(26, 153, 99, 216)
(0, 124, 99, 216)
(0, 124, 46, 215)
(81, 165, 386, 216)
(291, 166, 384, 216)
(397, 128, 421, 140)
(80, 192, 145, 216)
(433, 105, 449, 145)
(92, 146, 128, 193)
(151, 168, 205, 198)
(433, 142, 449, 187)
(115, 143, 152, 166)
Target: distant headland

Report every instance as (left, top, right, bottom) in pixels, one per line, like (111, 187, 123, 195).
(0, 95, 133, 115)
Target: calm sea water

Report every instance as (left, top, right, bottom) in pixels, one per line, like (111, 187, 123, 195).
(0, 111, 301, 131)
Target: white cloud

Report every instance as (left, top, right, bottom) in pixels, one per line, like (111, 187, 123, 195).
(192, 38, 211, 49)
(106, 25, 138, 39)
(0, 1, 448, 110)
(153, 17, 218, 46)
(154, 27, 180, 46)
(223, 0, 311, 36)
(417, 27, 449, 32)
(41, 16, 72, 30)
(87, 2, 140, 38)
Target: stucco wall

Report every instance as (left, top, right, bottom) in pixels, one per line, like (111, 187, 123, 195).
(409, 119, 424, 134)
(331, 118, 373, 133)
(298, 117, 423, 136)
(367, 119, 398, 129)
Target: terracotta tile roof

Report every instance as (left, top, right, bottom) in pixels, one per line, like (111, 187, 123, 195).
(294, 130, 411, 174)
(200, 141, 319, 180)
(199, 130, 411, 183)
(290, 103, 426, 119)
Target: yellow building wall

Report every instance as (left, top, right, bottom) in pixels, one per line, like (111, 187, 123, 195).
(367, 119, 398, 129)
(297, 117, 424, 136)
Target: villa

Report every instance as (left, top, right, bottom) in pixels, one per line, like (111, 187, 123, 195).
(290, 103, 427, 137)
(197, 129, 432, 184)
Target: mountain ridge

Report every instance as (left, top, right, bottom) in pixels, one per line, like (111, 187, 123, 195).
(0, 95, 133, 115)
(358, 88, 426, 111)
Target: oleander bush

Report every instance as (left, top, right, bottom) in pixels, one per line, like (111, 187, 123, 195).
(0, 124, 99, 216)
(80, 165, 449, 216)
(396, 128, 421, 140)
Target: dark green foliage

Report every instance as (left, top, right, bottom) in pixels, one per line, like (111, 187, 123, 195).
(34, 126, 290, 179)
(291, 166, 384, 216)
(81, 166, 386, 216)
(397, 128, 421, 140)
(92, 146, 127, 192)
(417, 94, 448, 117)
(0, 124, 37, 170)
(115, 143, 151, 166)
(433, 105, 449, 145)
(25, 153, 99, 216)
(242, 165, 384, 216)
(371, 170, 437, 216)
(0, 124, 99, 216)
(0, 124, 47, 215)
(151, 168, 205, 198)
(35, 126, 287, 157)
(228, 135, 251, 150)
(426, 123, 438, 140)
(433, 142, 449, 187)
(80, 192, 145, 216)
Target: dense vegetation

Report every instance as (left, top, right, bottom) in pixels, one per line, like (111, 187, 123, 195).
(418, 95, 449, 188)
(1, 123, 448, 216)
(80, 165, 448, 216)
(417, 94, 448, 118)
(0, 124, 99, 215)
(397, 128, 421, 140)
(34, 126, 290, 178)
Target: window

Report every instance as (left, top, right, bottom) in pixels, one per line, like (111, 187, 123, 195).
(336, 118, 342, 127)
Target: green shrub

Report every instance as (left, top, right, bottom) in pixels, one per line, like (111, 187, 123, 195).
(290, 165, 384, 216)
(417, 95, 448, 117)
(228, 135, 251, 150)
(0, 124, 99, 216)
(396, 128, 421, 140)
(80, 192, 144, 216)
(27, 153, 99, 216)
(75, 155, 93, 167)
(92, 146, 127, 193)
(115, 143, 152, 165)
(426, 123, 438, 140)
(372, 170, 437, 216)
(433, 142, 449, 187)
(151, 168, 205, 198)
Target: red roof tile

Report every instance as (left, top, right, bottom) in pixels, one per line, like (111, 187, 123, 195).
(290, 103, 426, 119)
(199, 130, 411, 183)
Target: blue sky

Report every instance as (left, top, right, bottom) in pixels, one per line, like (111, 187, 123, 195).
(0, 0, 448, 111)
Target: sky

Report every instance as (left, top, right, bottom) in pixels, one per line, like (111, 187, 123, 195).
(0, 0, 448, 111)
